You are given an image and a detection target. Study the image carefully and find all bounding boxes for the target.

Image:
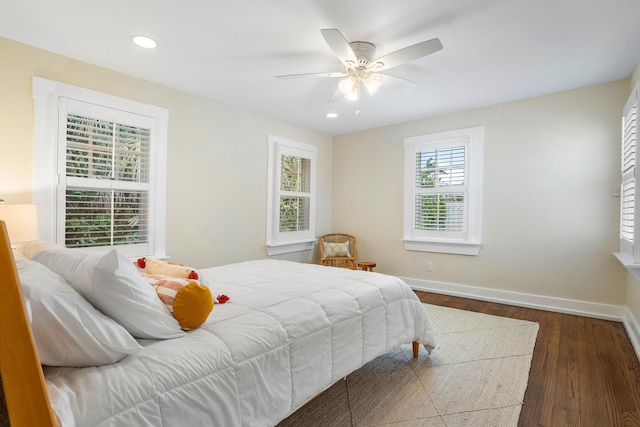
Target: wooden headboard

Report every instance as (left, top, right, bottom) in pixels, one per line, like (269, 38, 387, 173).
(0, 221, 58, 426)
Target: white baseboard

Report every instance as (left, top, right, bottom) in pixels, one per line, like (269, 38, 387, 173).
(403, 276, 640, 360)
(623, 309, 640, 362)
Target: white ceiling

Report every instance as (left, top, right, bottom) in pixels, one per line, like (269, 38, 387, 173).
(1, 0, 639, 136)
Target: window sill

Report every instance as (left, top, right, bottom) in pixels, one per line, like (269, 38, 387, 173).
(266, 240, 315, 256)
(403, 239, 481, 256)
(614, 252, 640, 281)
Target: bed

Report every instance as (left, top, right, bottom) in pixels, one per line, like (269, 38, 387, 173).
(0, 221, 436, 427)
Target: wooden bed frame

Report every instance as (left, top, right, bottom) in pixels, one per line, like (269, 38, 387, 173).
(0, 221, 58, 426)
(0, 220, 420, 426)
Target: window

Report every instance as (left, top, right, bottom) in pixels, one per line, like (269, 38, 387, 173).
(266, 135, 317, 255)
(618, 83, 639, 262)
(32, 77, 168, 258)
(403, 127, 483, 255)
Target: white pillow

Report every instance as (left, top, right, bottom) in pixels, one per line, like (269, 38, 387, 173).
(17, 259, 142, 367)
(322, 241, 351, 257)
(33, 248, 185, 340)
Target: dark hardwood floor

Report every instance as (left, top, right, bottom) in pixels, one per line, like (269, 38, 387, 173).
(416, 291, 640, 427)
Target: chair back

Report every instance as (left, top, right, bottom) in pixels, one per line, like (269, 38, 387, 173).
(318, 233, 357, 269)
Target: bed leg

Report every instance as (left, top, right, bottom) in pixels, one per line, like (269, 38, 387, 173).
(412, 341, 419, 358)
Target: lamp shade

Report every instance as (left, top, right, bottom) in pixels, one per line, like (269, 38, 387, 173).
(0, 204, 40, 246)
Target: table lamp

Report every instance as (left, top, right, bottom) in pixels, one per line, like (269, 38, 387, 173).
(0, 202, 40, 248)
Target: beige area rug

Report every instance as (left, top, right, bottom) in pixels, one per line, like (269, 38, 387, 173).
(278, 303, 539, 427)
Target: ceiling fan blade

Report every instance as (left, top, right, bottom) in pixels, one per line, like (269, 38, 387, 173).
(276, 71, 347, 79)
(369, 38, 443, 72)
(328, 88, 344, 102)
(376, 73, 419, 91)
(321, 29, 357, 65)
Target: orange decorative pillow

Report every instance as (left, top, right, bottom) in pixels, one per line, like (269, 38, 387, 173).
(138, 258, 199, 280)
(140, 273, 213, 330)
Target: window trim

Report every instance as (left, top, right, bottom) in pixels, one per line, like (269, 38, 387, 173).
(615, 82, 640, 278)
(403, 126, 484, 255)
(266, 134, 317, 256)
(32, 77, 168, 258)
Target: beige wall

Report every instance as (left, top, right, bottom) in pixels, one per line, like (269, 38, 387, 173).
(0, 37, 333, 267)
(333, 80, 629, 306)
(629, 276, 640, 320)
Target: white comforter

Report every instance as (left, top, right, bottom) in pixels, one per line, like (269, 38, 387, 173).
(45, 260, 436, 427)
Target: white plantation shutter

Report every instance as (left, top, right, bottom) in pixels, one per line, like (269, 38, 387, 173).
(32, 78, 168, 258)
(403, 127, 483, 255)
(266, 135, 317, 255)
(620, 84, 639, 260)
(279, 155, 311, 232)
(414, 145, 466, 234)
(57, 97, 156, 255)
(65, 115, 150, 182)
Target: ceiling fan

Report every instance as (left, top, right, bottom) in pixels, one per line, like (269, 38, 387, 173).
(276, 29, 443, 102)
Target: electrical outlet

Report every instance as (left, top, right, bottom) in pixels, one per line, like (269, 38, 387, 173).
(425, 261, 433, 272)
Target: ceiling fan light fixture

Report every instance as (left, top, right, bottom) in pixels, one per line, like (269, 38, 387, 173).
(363, 75, 381, 95)
(344, 86, 359, 102)
(339, 76, 357, 95)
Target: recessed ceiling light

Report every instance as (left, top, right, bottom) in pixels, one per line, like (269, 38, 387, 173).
(132, 35, 158, 49)
(325, 112, 338, 118)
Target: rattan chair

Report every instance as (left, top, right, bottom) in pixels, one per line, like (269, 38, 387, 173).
(318, 233, 357, 269)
